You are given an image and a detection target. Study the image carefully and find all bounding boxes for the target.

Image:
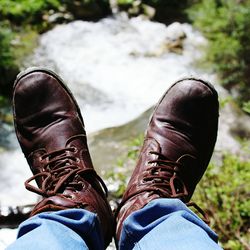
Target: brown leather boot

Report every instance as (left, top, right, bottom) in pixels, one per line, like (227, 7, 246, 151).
(115, 78, 219, 241)
(13, 67, 113, 248)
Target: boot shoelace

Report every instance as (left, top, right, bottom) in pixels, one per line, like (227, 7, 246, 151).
(25, 147, 108, 197)
(143, 151, 189, 198)
(118, 150, 210, 224)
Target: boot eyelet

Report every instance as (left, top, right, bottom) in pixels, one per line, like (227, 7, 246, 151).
(72, 147, 78, 153)
(147, 161, 154, 166)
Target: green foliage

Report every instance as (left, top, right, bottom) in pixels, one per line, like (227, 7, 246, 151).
(242, 101, 250, 114)
(0, 0, 111, 29)
(0, 0, 62, 101)
(0, 96, 8, 107)
(0, 21, 16, 69)
(0, 95, 12, 124)
(219, 96, 233, 109)
(0, 21, 19, 97)
(0, 0, 111, 111)
(117, 0, 134, 5)
(105, 134, 143, 198)
(0, 21, 39, 98)
(106, 161, 128, 198)
(0, 0, 61, 27)
(127, 134, 144, 159)
(12, 28, 39, 66)
(187, 0, 250, 105)
(194, 154, 250, 249)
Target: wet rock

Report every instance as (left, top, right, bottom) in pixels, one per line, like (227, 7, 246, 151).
(89, 107, 153, 174)
(164, 22, 186, 53)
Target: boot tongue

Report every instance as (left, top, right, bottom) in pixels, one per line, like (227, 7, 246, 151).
(146, 137, 198, 201)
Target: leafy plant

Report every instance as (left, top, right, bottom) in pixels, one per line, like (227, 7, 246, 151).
(0, 21, 19, 97)
(242, 101, 250, 114)
(194, 154, 250, 250)
(105, 134, 143, 198)
(187, 0, 250, 106)
(0, 21, 15, 69)
(0, 0, 61, 27)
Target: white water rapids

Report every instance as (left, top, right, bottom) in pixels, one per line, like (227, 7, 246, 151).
(0, 16, 242, 248)
(26, 17, 208, 133)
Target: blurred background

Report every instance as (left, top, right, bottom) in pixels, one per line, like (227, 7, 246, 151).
(0, 0, 249, 249)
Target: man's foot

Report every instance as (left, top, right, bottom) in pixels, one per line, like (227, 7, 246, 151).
(115, 78, 219, 240)
(13, 67, 113, 247)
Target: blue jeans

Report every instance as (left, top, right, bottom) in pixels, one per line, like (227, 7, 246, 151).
(7, 199, 222, 250)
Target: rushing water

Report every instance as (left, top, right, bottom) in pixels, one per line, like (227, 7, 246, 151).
(0, 16, 242, 248)
(24, 17, 209, 133)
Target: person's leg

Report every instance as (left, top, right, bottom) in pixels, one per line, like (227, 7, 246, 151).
(10, 67, 114, 249)
(120, 199, 222, 250)
(115, 78, 220, 249)
(7, 209, 103, 250)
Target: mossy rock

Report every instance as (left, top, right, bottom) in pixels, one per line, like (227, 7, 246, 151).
(88, 107, 153, 174)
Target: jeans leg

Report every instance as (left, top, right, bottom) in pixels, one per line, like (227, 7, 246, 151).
(7, 209, 104, 250)
(119, 198, 223, 250)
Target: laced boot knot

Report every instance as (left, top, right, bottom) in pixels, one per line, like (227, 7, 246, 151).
(25, 147, 108, 197)
(142, 150, 189, 199)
